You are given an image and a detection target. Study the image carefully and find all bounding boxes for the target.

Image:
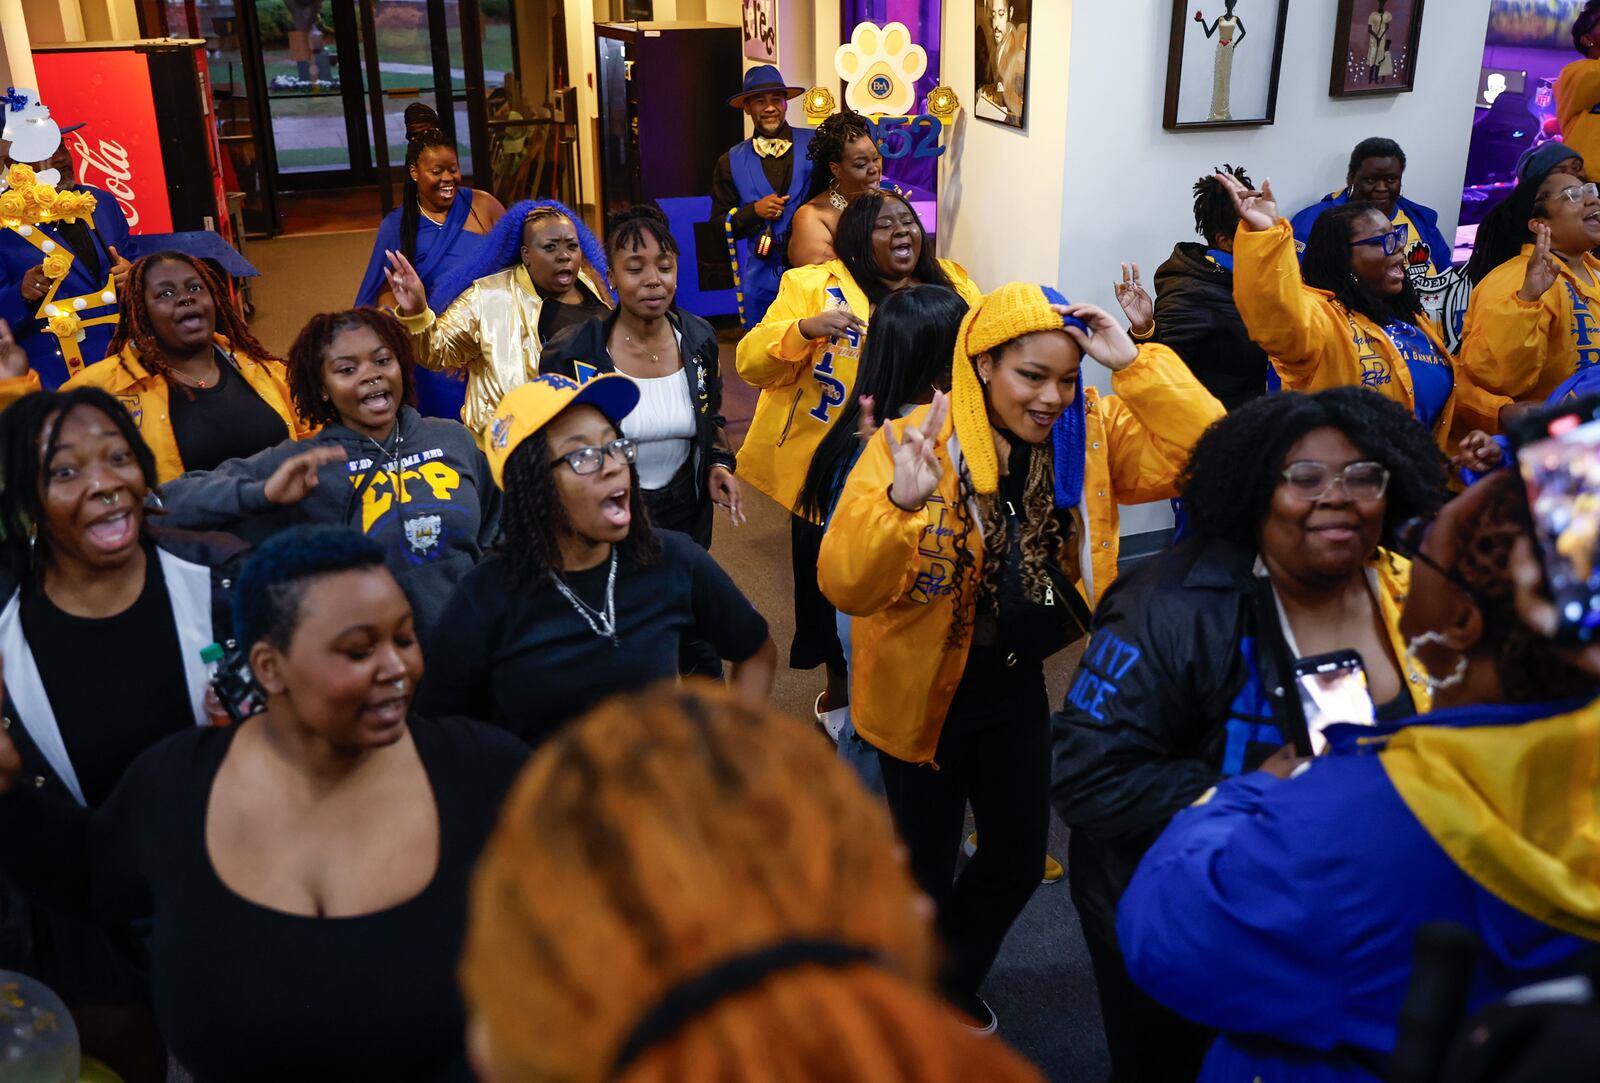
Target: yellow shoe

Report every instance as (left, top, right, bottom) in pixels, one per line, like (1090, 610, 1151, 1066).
(963, 832, 1063, 885)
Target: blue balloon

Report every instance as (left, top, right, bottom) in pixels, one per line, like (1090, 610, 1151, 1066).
(0, 970, 79, 1083)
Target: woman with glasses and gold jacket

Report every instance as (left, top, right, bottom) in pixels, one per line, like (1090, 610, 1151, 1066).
(1218, 173, 1509, 464)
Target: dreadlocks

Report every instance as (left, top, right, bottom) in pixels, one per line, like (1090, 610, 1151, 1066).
(1193, 164, 1253, 247)
(107, 252, 280, 397)
(284, 308, 420, 429)
(606, 204, 679, 260)
(461, 685, 1046, 1083)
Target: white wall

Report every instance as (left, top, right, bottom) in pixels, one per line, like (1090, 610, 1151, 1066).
(1048, 0, 1493, 534)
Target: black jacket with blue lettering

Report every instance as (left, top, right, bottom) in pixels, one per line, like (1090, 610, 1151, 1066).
(1051, 536, 1300, 946)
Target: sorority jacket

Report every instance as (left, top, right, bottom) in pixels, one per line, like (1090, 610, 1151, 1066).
(398, 264, 612, 438)
(1147, 242, 1271, 410)
(1118, 696, 1600, 1083)
(1557, 58, 1600, 181)
(1234, 220, 1507, 452)
(1459, 244, 1600, 402)
(818, 343, 1222, 765)
(540, 306, 736, 498)
(1289, 190, 1453, 275)
(1050, 536, 1425, 959)
(0, 526, 245, 811)
(157, 406, 500, 637)
(735, 258, 982, 515)
(0, 335, 307, 484)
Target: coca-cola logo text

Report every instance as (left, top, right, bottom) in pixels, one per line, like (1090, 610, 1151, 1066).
(66, 132, 138, 229)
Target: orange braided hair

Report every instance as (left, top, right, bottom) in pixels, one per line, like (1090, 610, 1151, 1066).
(107, 252, 280, 395)
(461, 684, 1046, 1083)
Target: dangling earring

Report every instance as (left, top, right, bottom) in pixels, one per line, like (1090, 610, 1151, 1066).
(26, 521, 37, 566)
(1404, 631, 1466, 693)
(828, 180, 848, 212)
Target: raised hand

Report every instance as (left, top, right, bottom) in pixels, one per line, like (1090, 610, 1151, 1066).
(1057, 303, 1140, 371)
(855, 394, 882, 446)
(0, 659, 18, 795)
(0, 319, 28, 380)
(1215, 171, 1278, 233)
(1114, 261, 1154, 336)
(383, 250, 429, 316)
(107, 246, 133, 291)
(1518, 222, 1560, 303)
(885, 390, 950, 511)
(262, 446, 346, 506)
(797, 307, 867, 341)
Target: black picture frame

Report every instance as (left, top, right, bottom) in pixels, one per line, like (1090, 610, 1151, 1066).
(1329, 0, 1426, 98)
(1163, 0, 1291, 132)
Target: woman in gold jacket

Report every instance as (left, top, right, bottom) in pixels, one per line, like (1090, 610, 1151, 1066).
(1218, 173, 1509, 459)
(736, 189, 981, 722)
(817, 282, 1223, 1030)
(384, 200, 612, 437)
(0, 252, 304, 483)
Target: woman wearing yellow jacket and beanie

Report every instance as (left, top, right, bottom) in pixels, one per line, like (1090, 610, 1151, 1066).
(1458, 146, 1600, 402)
(737, 189, 980, 719)
(818, 283, 1223, 1030)
(1218, 173, 1509, 456)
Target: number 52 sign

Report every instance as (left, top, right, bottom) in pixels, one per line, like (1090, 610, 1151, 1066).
(808, 22, 960, 162)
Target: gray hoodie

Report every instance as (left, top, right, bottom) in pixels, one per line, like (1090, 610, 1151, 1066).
(159, 407, 500, 635)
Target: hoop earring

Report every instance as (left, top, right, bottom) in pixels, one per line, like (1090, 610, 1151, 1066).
(1404, 631, 1466, 693)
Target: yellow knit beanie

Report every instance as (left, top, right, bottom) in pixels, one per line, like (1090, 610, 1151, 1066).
(951, 282, 1085, 495)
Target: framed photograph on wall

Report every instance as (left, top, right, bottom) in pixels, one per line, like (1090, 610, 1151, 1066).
(1330, 0, 1425, 97)
(743, 0, 778, 63)
(975, 0, 1030, 129)
(1163, 0, 1291, 131)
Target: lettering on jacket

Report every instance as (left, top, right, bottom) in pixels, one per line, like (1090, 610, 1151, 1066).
(909, 496, 957, 603)
(348, 447, 462, 540)
(1065, 629, 1142, 721)
(1351, 325, 1392, 388)
(1567, 281, 1600, 370)
(808, 287, 860, 423)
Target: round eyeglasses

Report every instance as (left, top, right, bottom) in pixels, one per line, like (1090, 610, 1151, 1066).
(553, 437, 638, 476)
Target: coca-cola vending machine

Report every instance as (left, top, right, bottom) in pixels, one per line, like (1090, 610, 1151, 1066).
(33, 39, 231, 243)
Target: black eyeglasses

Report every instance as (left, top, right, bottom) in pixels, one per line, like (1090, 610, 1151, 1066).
(1393, 517, 1484, 605)
(1351, 223, 1410, 257)
(552, 437, 637, 476)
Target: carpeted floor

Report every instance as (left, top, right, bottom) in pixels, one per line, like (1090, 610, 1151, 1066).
(246, 235, 1113, 1083)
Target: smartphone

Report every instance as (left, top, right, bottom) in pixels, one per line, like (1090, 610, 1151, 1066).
(1510, 395, 1600, 644)
(211, 646, 267, 725)
(1292, 650, 1376, 755)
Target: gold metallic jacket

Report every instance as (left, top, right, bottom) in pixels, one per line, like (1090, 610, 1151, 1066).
(397, 264, 611, 436)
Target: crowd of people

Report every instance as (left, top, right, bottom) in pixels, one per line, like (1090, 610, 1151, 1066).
(0, 34, 1597, 1083)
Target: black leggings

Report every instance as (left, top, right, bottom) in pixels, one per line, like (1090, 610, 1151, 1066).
(643, 457, 719, 678)
(876, 665, 1050, 1000)
(789, 514, 847, 672)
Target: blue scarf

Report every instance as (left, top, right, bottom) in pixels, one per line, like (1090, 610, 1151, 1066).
(1041, 285, 1089, 509)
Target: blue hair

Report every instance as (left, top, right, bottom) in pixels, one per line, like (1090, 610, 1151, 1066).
(234, 526, 388, 648)
(429, 200, 611, 312)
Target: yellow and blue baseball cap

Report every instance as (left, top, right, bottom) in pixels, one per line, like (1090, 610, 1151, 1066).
(485, 371, 640, 489)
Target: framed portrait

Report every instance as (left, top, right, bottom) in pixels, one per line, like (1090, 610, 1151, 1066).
(1330, 0, 1425, 97)
(1162, 0, 1291, 131)
(743, 0, 778, 62)
(975, 0, 1030, 129)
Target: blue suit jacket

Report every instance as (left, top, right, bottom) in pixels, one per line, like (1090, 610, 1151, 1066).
(1118, 699, 1593, 1083)
(0, 185, 131, 387)
(1290, 191, 1454, 274)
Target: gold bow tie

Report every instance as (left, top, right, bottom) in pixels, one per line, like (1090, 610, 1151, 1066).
(753, 137, 792, 159)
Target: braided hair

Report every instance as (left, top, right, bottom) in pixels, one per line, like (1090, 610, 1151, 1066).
(431, 200, 611, 313)
(0, 386, 158, 577)
(1193, 164, 1252, 247)
(398, 117, 457, 264)
(803, 109, 873, 201)
(497, 429, 659, 589)
(460, 685, 1047, 1083)
(107, 252, 279, 397)
(284, 308, 420, 429)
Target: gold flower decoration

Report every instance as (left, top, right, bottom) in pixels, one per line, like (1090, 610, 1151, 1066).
(29, 184, 58, 211)
(0, 190, 25, 220)
(4, 164, 34, 191)
(46, 311, 85, 342)
(803, 85, 838, 123)
(41, 252, 71, 280)
(926, 85, 960, 121)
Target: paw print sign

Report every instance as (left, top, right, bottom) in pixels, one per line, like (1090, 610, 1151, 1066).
(836, 22, 927, 118)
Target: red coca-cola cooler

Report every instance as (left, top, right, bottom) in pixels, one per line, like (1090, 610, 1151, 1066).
(33, 39, 231, 243)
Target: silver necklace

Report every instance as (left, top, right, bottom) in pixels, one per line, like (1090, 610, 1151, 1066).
(552, 549, 619, 645)
(418, 200, 446, 227)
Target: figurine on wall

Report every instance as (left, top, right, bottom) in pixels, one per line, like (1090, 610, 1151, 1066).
(1196, 1, 1247, 122)
(1367, 0, 1394, 84)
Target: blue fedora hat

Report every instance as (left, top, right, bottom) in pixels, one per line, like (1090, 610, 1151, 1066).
(728, 64, 805, 108)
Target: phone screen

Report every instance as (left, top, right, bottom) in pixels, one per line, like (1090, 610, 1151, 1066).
(1516, 410, 1600, 643)
(1293, 653, 1375, 755)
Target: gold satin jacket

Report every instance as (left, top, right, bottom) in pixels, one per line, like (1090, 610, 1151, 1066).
(397, 264, 612, 437)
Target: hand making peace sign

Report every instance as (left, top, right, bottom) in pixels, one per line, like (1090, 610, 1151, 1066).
(885, 390, 951, 512)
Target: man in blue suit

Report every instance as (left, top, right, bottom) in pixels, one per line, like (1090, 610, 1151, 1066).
(1290, 136, 1454, 279)
(0, 92, 132, 387)
(709, 65, 813, 328)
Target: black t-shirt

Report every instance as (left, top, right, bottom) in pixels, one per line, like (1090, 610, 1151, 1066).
(537, 293, 610, 344)
(19, 544, 193, 806)
(418, 530, 769, 745)
(0, 717, 529, 1083)
(167, 357, 292, 473)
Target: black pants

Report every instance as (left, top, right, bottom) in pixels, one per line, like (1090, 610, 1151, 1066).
(790, 514, 846, 672)
(876, 664, 1049, 1000)
(643, 457, 720, 678)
